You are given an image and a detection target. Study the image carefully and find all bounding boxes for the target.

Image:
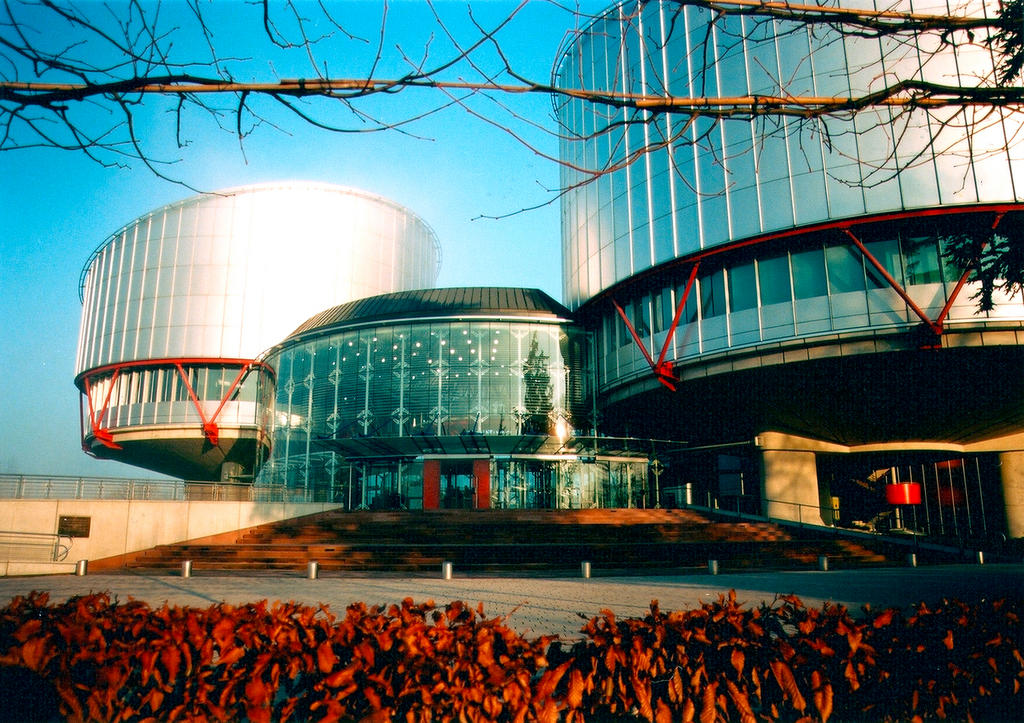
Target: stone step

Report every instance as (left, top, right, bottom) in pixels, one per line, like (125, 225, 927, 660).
(116, 508, 908, 573)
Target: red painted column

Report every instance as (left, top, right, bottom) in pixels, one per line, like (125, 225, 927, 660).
(473, 459, 491, 510)
(423, 460, 440, 510)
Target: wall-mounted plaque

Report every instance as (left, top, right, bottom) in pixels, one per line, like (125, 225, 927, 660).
(58, 516, 91, 538)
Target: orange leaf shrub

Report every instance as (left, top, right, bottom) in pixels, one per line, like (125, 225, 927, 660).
(1, 589, 1021, 721)
(0, 592, 553, 722)
(545, 591, 1023, 722)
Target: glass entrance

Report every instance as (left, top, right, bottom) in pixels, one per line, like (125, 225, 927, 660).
(440, 461, 475, 509)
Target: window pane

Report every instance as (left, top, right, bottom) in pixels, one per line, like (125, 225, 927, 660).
(675, 276, 698, 323)
(904, 236, 943, 285)
(728, 262, 758, 312)
(792, 247, 827, 298)
(632, 296, 650, 337)
(661, 287, 674, 330)
(652, 288, 665, 334)
(758, 254, 792, 305)
(700, 268, 726, 317)
(826, 245, 866, 294)
(863, 239, 902, 289)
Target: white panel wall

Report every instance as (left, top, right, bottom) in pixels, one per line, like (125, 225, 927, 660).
(77, 183, 441, 374)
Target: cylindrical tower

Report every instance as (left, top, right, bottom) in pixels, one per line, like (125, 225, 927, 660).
(555, 1, 1024, 537)
(75, 182, 441, 480)
(557, 0, 1023, 309)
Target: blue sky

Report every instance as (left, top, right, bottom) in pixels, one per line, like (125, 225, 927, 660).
(0, 1, 598, 476)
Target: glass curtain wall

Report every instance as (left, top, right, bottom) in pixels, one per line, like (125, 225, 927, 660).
(77, 184, 441, 375)
(258, 320, 590, 495)
(555, 1, 1022, 308)
(490, 458, 649, 510)
(81, 363, 267, 429)
(596, 221, 1024, 387)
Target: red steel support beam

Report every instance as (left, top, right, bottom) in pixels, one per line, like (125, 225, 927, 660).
(612, 298, 656, 368)
(612, 298, 677, 391)
(843, 228, 943, 336)
(174, 362, 223, 446)
(78, 358, 270, 450)
(655, 261, 701, 373)
(205, 365, 255, 437)
(81, 369, 122, 449)
(935, 267, 974, 330)
(76, 357, 275, 385)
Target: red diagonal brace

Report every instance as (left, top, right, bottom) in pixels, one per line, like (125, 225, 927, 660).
(936, 211, 1005, 329)
(612, 262, 701, 392)
(655, 262, 701, 374)
(934, 267, 973, 331)
(843, 228, 944, 337)
(82, 370, 123, 450)
(174, 363, 220, 446)
(206, 365, 253, 429)
(612, 298, 677, 391)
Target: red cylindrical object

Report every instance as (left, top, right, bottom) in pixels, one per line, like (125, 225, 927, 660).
(886, 482, 922, 505)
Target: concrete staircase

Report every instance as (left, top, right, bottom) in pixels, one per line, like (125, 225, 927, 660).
(118, 508, 901, 574)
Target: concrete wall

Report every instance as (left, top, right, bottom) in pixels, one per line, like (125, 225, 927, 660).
(999, 451, 1024, 539)
(0, 500, 340, 576)
(759, 449, 826, 526)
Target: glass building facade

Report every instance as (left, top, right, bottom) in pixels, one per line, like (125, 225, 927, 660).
(553, 0, 1024, 541)
(554, 0, 1024, 389)
(256, 288, 657, 508)
(76, 183, 441, 480)
(556, 0, 1024, 309)
(592, 213, 1024, 387)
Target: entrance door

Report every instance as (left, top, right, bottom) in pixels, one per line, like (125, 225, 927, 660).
(440, 460, 475, 509)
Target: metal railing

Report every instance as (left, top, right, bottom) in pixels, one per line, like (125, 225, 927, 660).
(684, 492, 1005, 560)
(0, 530, 71, 562)
(0, 474, 337, 503)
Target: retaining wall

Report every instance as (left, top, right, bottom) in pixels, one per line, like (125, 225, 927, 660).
(0, 500, 341, 576)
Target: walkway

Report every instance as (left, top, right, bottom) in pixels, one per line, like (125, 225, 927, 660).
(1, 565, 1021, 640)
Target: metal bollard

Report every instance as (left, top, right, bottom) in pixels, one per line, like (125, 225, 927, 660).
(74, 560, 88, 576)
(907, 553, 918, 567)
(818, 555, 829, 572)
(708, 559, 719, 575)
(580, 561, 592, 579)
(975, 550, 985, 565)
(307, 561, 319, 580)
(181, 560, 192, 578)
(441, 561, 453, 580)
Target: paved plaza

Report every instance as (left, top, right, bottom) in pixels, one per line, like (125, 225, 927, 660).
(2, 564, 1022, 640)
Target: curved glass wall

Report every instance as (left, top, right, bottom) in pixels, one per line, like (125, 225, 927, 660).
(555, 0, 1023, 307)
(76, 182, 441, 374)
(269, 321, 584, 440)
(594, 215, 1024, 387)
(81, 362, 269, 431)
(257, 316, 653, 508)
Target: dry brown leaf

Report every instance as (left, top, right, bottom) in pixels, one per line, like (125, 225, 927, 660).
(700, 680, 718, 723)
(731, 648, 745, 677)
(770, 660, 807, 713)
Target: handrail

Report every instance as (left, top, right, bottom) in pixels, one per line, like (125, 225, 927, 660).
(0, 474, 336, 503)
(0, 530, 71, 562)
(684, 493, 999, 559)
